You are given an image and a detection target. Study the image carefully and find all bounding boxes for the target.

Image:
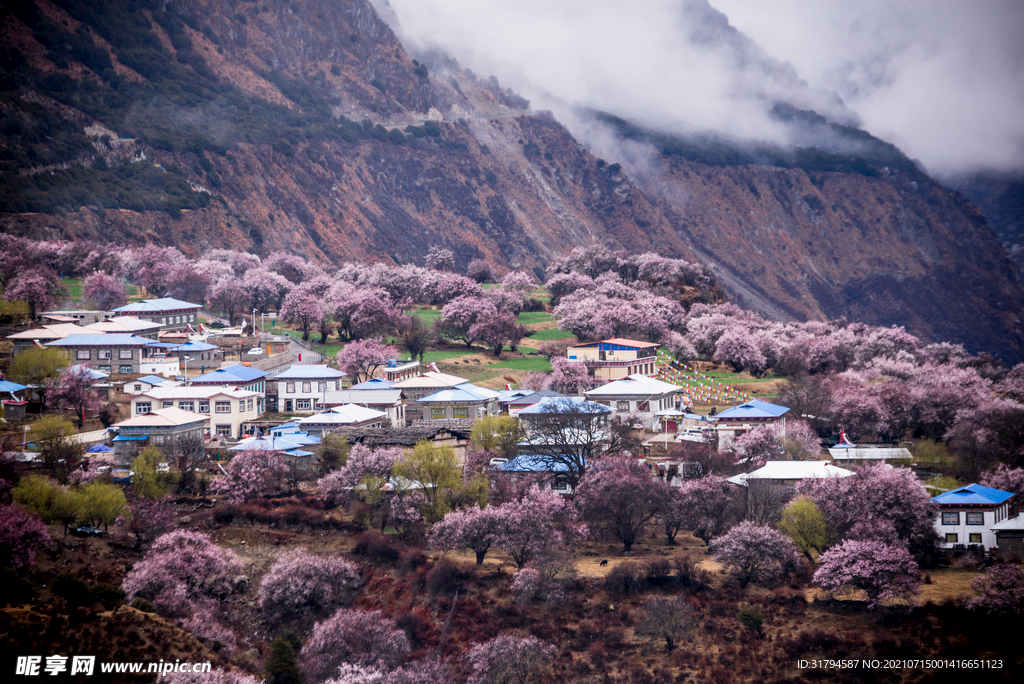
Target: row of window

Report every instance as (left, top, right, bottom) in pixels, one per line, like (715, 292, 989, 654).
(945, 533, 983, 544)
(157, 314, 196, 325)
(941, 512, 985, 525)
(99, 366, 134, 374)
(283, 381, 336, 393)
(136, 399, 255, 414)
(429, 407, 471, 419)
(77, 349, 135, 360)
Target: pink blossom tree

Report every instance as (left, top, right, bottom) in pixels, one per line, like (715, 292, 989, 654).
(464, 633, 556, 684)
(264, 252, 314, 284)
(337, 339, 398, 382)
(544, 271, 594, 304)
(300, 608, 410, 683)
(119, 496, 175, 551)
(798, 464, 938, 556)
(946, 398, 1024, 475)
(122, 530, 243, 617)
(486, 288, 527, 316)
(318, 444, 405, 504)
(980, 464, 1024, 500)
(967, 563, 1024, 617)
(664, 332, 698, 362)
(3, 268, 65, 318)
(575, 457, 672, 552)
(211, 449, 288, 503)
(813, 539, 920, 609)
(425, 246, 455, 272)
(428, 505, 503, 564)
(729, 425, 781, 468)
(258, 549, 362, 622)
(281, 287, 326, 340)
(714, 324, 768, 376)
(165, 260, 214, 304)
(46, 365, 101, 427)
(209, 278, 249, 326)
(492, 486, 587, 568)
(163, 668, 260, 684)
(674, 475, 737, 544)
(469, 313, 526, 358)
(439, 296, 497, 347)
(0, 504, 50, 571)
(241, 266, 291, 313)
(709, 521, 802, 587)
(467, 259, 496, 283)
(501, 271, 536, 291)
(546, 357, 594, 394)
(82, 271, 128, 310)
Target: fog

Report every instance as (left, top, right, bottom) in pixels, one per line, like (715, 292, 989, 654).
(377, 0, 1024, 176)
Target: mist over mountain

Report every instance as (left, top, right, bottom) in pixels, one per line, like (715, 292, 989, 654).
(0, 0, 1022, 361)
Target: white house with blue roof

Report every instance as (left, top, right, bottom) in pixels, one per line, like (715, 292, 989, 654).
(110, 298, 201, 332)
(189, 365, 268, 396)
(417, 383, 501, 421)
(272, 365, 347, 414)
(46, 334, 165, 375)
(713, 399, 790, 449)
(932, 484, 1015, 552)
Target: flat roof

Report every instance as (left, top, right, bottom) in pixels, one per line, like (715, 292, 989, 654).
(112, 298, 201, 313)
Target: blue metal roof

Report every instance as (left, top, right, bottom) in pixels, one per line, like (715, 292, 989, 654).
(418, 383, 499, 403)
(517, 396, 612, 415)
(489, 454, 586, 473)
(191, 366, 267, 383)
(136, 375, 170, 386)
(112, 298, 200, 313)
(167, 341, 219, 351)
(350, 378, 396, 390)
(0, 380, 28, 393)
(112, 435, 148, 441)
(931, 484, 1014, 506)
(715, 399, 790, 419)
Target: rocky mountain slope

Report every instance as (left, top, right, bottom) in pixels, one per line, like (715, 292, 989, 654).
(0, 0, 1022, 361)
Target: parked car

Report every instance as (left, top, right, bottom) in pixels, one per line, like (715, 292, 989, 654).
(246, 347, 264, 355)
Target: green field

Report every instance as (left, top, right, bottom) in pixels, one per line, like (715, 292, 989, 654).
(408, 308, 442, 325)
(63, 277, 142, 303)
(490, 357, 553, 372)
(517, 311, 553, 325)
(527, 328, 575, 341)
(422, 349, 477, 363)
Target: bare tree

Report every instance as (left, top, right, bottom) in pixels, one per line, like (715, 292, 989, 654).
(745, 479, 785, 525)
(169, 433, 208, 494)
(518, 400, 614, 487)
(636, 596, 695, 652)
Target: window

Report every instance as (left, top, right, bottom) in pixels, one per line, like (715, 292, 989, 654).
(199, 402, 210, 413)
(942, 512, 959, 525)
(98, 365, 110, 373)
(119, 349, 134, 359)
(453, 407, 470, 418)
(945, 533, 958, 543)
(119, 365, 133, 373)
(215, 402, 231, 413)
(319, 381, 327, 392)
(153, 435, 165, 446)
(215, 425, 231, 438)
(76, 350, 91, 360)
(302, 382, 312, 393)
(134, 384, 142, 392)
(163, 401, 174, 408)
(179, 401, 194, 412)
(430, 408, 445, 419)
(617, 401, 630, 411)
(967, 512, 984, 525)
(247, 399, 253, 411)
(296, 399, 311, 410)
(969, 533, 983, 544)
(286, 382, 296, 394)
(551, 480, 569, 491)
(637, 401, 650, 412)
(98, 350, 111, 360)
(136, 402, 151, 414)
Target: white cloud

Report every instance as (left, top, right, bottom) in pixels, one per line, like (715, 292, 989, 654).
(378, 0, 1024, 175)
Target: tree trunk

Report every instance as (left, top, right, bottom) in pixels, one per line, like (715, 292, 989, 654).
(475, 549, 487, 565)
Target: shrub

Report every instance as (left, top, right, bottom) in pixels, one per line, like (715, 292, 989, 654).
(299, 608, 410, 683)
(258, 549, 362, 622)
(737, 604, 764, 634)
(602, 562, 645, 595)
(352, 531, 401, 564)
(425, 560, 469, 597)
(396, 611, 433, 649)
(131, 597, 157, 613)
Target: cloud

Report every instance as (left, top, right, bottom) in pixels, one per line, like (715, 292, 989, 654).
(377, 0, 1024, 176)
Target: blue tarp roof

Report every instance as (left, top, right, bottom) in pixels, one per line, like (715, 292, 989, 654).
(85, 443, 114, 453)
(931, 484, 1014, 506)
(112, 435, 148, 441)
(715, 399, 790, 419)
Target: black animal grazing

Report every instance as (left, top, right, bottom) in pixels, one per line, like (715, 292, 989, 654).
(599, 559, 608, 566)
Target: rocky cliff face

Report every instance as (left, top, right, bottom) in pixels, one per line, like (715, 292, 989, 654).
(1, 0, 1022, 360)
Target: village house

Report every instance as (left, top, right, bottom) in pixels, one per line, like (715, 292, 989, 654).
(417, 383, 501, 422)
(338, 423, 474, 461)
(713, 399, 790, 450)
(728, 461, 853, 521)
(931, 484, 1014, 553)
(130, 386, 261, 440)
(110, 297, 202, 332)
(45, 334, 168, 375)
(230, 431, 322, 475)
(123, 376, 180, 395)
(295, 404, 389, 436)
(498, 389, 568, 416)
(7, 323, 108, 356)
(990, 515, 1024, 560)
(392, 371, 469, 422)
(566, 338, 661, 380)
(165, 340, 225, 370)
(322, 387, 407, 427)
(0, 379, 29, 422)
(40, 309, 114, 325)
(584, 374, 683, 430)
(110, 407, 208, 462)
(272, 365, 347, 414)
(488, 454, 581, 495)
(88, 316, 164, 339)
(381, 359, 421, 382)
(189, 365, 268, 396)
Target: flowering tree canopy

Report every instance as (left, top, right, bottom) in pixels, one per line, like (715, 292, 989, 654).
(210, 449, 288, 503)
(425, 246, 455, 272)
(674, 475, 737, 544)
(300, 608, 410, 683)
(4, 268, 64, 317)
(491, 486, 587, 568)
(258, 549, 362, 622)
(429, 505, 503, 564)
(813, 539, 920, 609)
(337, 339, 398, 382)
(575, 457, 672, 552)
(464, 633, 556, 684)
(46, 365, 101, 427)
(0, 504, 50, 571)
(281, 287, 325, 340)
(501, 270, 536, 291)
(709, 521, 802, 587)
(439, 296, 497, 347)
(968, 563, 1024, 617)
(82, 271, 128, 310)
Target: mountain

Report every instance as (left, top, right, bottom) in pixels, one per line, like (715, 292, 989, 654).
(0, 0, 1022, 361)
